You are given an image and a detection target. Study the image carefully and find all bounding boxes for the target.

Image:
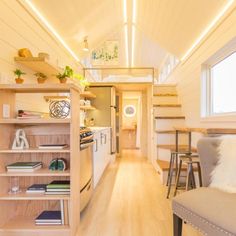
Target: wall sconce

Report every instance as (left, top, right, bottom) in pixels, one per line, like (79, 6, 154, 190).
(83, 37, 89, 51)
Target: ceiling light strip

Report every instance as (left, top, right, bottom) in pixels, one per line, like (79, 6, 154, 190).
(131, 25, 135, 67)
(181, 0, 235, 61)
(23, 0, 80, 62)
(124, 24, 129, 67)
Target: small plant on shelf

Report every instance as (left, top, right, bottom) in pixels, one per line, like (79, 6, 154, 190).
(13, 69, 26, 84)
(74, 73, 90, 90)
(34, 72, 47, 84)
(55, 66, 73, 83)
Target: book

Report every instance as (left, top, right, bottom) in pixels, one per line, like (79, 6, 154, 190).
(46, 188, 70, 192)
(7, 162, 42, 169)
(38, 144, 68, 150)
(35, 211, 62, 223)
(7, 164, 42, 172)
(26, 184, 46, 193)
(46, 180, 70, 189)
(35, 222, 62, 225)
(45, 191, 70, 195)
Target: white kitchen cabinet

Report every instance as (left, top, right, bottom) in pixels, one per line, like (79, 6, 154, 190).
(92, 128, 111, 188)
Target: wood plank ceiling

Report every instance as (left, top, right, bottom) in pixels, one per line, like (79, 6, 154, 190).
(31, 0, 228, 69)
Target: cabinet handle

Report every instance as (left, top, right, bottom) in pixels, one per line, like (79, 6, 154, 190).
(104, 134, 107, 144)
(100, 133, 103, 145)
(94, 139, 98, 152)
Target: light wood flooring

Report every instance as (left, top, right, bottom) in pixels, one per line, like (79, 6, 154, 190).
(80, 149, 202, 236)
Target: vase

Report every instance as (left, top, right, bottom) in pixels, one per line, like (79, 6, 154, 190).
(15, 78, 24, 84)
(60, 78, 67, 83)
(37, 78, 46, 84)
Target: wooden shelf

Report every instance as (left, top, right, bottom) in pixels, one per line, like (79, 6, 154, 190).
(0, 216, 70, 232)
(0, 118, 71, 124)
(0, 148, 70, 154)
(0, 83, 80, 93)
(155, 130, 187, 134)
(44, 95, 69, 102)
(80, 91, 96, 98)
(14, 57, 61, 76)
(80, 106, 96, 111)
(0, 169, 70, 177)
(0, 191, 70, 200)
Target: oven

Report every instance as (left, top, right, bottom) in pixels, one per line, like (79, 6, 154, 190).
(80, 128, 94, 212)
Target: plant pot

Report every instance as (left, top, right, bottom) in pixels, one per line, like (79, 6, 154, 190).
(59, 78, 67, 83)
(37, 77, 46, 84)
(15, 78, 24, 84)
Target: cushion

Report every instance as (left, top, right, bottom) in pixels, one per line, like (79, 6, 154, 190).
(210, 136, 236, 192)
(172, 187, 236, 236)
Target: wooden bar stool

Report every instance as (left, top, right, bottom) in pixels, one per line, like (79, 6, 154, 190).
(166, 150, 192, 199)
(173, 155, 202, 197)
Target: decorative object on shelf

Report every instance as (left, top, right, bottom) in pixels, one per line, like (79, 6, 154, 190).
(38, 52, 50, 60)
(8, 176, 21, 194)
(34, 72, 47, 84)
(55, 65, 73, 83)
(49, 158, 67, 171)
(49, 100, 70, 119)
(18, 48, 33, 57)
(84, 100, 91, 106)
(13, 68, 26, 84)
(12, 129, 29, 150)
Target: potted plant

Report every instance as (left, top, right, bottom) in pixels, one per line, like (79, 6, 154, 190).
(56, 66, 73, 83)
(13, 69, 25, 84)
(74, 73, 90, 90)
(34, 72, 47, 84)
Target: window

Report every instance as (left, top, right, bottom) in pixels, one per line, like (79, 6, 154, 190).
(202, 37, 236, 118)
(211, 52, 236, 114)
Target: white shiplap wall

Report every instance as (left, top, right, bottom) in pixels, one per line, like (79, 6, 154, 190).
(0, 0, 80, 113)
(166, 7, 236, 132)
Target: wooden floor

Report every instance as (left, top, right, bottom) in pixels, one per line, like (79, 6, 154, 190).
(80, 149, 202, 236)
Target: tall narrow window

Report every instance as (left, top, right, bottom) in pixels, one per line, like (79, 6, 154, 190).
(211, 52, 236, 114)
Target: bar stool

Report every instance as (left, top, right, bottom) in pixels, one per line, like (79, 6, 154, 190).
(173, 155, 202, 197)
(166, 151, 193, 199)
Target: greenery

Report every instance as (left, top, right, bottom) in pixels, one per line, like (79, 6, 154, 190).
(74, 73, 90, 88)
(13, 69, 26, 78)
(56, 66, 73, 80)
(34, 72, 47, 79)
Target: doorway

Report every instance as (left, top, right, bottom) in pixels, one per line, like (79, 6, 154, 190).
(121, 92, 142, 150)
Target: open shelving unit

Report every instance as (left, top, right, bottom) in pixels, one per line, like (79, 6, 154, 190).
(14, 57, 61, 76)
(0, 84, 81, 236)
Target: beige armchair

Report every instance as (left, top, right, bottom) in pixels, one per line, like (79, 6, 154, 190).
(172, 137, 236, 236)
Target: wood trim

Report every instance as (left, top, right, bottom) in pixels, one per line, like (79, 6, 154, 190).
(156, 145, 197, 152)
(153, 93, 178, 96)
(153, 104, 181, 107)
(155, 116, 185, 119)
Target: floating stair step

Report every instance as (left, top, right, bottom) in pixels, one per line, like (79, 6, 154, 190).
(155, 130, 187, 134)
(155, 116, 185, 119)
(153, 104, 181, 107)
(156, 145, 197, 153)
(154, 93, 178, 97)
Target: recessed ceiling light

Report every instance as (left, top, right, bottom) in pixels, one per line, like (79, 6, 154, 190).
(83, 38, 89, 52)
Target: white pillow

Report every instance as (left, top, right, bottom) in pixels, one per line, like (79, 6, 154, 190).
(210, 136, 236, 193)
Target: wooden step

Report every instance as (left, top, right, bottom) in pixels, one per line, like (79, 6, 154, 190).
(157, 145, 197, 153)
(155, 130, 187, 134)
(153, 104, 181, 107)
(155, 116, 185, 119)
(153, 93, 178, 97)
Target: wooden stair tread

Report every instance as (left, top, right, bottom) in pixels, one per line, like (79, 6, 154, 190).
(155, 130, 187, 134)
(157, 145, 197, 152)
(155, 116, 185, 119)
(153, 93, 178, 96)
(153, 104, 181, 107)
(156, 160, 198, 171)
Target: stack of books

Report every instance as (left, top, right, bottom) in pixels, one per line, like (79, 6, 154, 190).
(6, 162, 42, 172)
(45, 180, 70, 195)
(38, 144, 68, 150)
(26, 184, 46, 194)
(35, 211, 62, 225)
